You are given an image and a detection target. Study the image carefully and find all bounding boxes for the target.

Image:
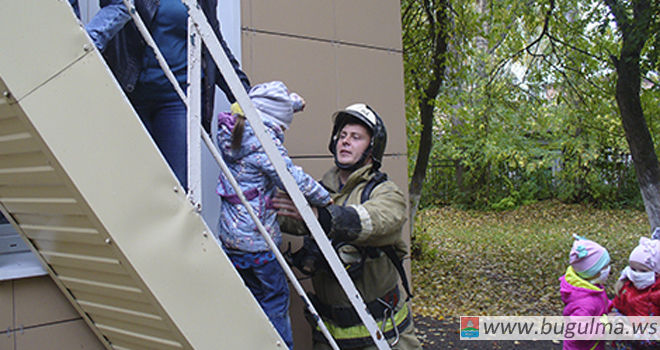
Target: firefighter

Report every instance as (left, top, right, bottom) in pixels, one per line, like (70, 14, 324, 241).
(274, 103, 422, 350)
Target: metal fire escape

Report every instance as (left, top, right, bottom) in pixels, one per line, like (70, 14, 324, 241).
(0, 0, 394, 349)
(0, 1, 284, 348)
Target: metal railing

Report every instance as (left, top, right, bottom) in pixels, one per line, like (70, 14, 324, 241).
(122, 1, 393, 348)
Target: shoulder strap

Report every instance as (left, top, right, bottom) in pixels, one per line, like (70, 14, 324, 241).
(360, 171, 388, 204)
(381, 245, 413, 300)
(359, 171, 413, 300)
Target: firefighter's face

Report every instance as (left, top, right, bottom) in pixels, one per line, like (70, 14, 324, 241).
(335, 123, 371, 166)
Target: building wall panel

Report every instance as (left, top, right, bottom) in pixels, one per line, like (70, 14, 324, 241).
(334, 45, 407, 155)
(335, 0, 403, 50)
(241, 0, 335, 41)
(242, 3, 407, 348)
(0, 281, 12, 335)
(241, 33, 337, 156)
(12, 277, 79, 329)
(15, 319, 104, 350)
(0, 332, 14, 350)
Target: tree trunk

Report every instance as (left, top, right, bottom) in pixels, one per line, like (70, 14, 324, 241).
(614, 61, 660, 229)
(408, 1, 450, 229)
(409, 97, 436, 228)
(607, 0, 660, 229)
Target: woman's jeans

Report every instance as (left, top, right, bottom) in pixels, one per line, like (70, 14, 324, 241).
(237, 259, 294, 349)
(132, 98, 188, 189)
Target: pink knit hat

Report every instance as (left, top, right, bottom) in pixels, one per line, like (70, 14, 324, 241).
(569, 235, 610, 279)
(629, 237, 660, 274)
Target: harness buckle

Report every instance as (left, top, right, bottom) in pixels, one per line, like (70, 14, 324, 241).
(376, 295, 400, 346)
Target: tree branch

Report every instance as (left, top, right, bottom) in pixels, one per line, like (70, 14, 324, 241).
(546, 33, 609, 62)
(604, 0, 631, 34)
(487, 0, 556, 87)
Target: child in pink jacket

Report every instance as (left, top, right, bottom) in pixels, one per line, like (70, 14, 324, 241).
(559, 235, 613, 350)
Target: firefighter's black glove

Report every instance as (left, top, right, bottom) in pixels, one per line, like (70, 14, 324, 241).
(317, 205, 361, 242)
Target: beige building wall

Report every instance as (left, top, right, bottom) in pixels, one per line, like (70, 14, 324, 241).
(0, 277, 104, 349)
(241, 1, 408, 349)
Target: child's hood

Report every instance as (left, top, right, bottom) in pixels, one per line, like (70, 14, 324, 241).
(216, 112, 285, 160)
(560, 266, 606, 304)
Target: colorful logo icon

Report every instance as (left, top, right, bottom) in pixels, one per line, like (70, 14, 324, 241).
(460, 316, 479, 338)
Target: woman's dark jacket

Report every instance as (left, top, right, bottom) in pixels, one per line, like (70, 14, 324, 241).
(101, 0, 250, 132)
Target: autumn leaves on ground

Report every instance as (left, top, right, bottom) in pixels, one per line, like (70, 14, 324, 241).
(410, 200, 649, 319)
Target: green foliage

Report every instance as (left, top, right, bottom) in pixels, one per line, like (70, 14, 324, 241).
(403, 0, 658, 210)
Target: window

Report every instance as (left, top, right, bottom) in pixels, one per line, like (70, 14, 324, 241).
(0, 212, 47, 281)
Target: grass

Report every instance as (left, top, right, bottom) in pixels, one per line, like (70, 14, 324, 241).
(410, 200, 650, 319)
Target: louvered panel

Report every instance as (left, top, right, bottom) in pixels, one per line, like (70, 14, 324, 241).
(0, 2, 287, 348)
(77, 299, 166, 330)
(0, 118, 25, 137)
(0, 133, 41, 156)
(12, 213, 95, 229)
(41, 250, 125, 274)
(58, 275, 146, 302)
(0, 98, 13, 119)
(54, 266, 136, 289)
(0, 184, 72, 198)
(21, 224, 103, 245)
(0, 165, 61, 185)
(95, 323, 184, 350)
(0, 149, 61, 188)
(93, 314, 180, 343)
(31, 239, 116, 259)
(0, 116, 26, 137)
(73, 290, 160, 318)
(2, 197, 82, 215)
(109, 346, 131, 350)
(0, 151, 49, 169)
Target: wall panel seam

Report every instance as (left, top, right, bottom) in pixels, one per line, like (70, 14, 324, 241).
(241, 27, 403, 54)
(5, 316, 83, 333)
(290, 153, 407, 160)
